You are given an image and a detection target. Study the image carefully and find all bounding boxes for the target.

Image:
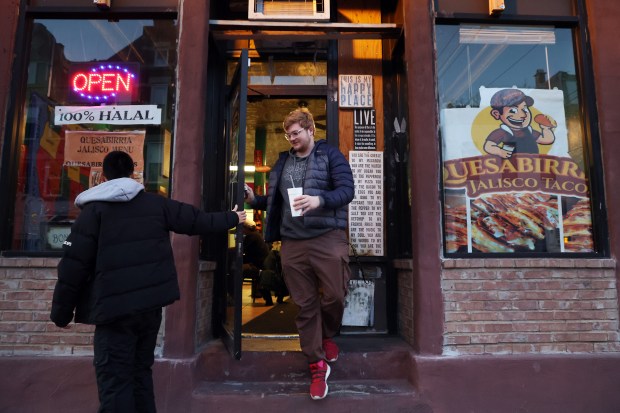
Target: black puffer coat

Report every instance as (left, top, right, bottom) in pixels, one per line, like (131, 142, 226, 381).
(50, 178, 239, 326)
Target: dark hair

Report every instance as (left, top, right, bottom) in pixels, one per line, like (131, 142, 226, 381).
(103, 151, 134, 180)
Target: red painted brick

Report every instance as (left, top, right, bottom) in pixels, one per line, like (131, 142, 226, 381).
(0, 301, 18, 310)
(29, 334, 62, 344)
(444, 335, 470, 345)
(2, 333, 29, 343)
(512, 322, 541, 332)
(17, 300, 48, 311)
(525, 312, 555, 321)
(496, 311, 528, 321)
(16, 322, 47, 333)
(511, 301, 538, 311)
(538, 344, 569, 352)
(0, 323, 17, 332)
(470, 335, 499, 344)
(482, 323, 513, 333)
(60, 335, 92, 345)
(1, 311, 33, 321)
(482, 301, 513, 311)
(483, 344, 513, 353)
(497, 271, 526, 280)
(595, 342, 620, 352)
(575, 343, 601, 352)
(512, 343, 538, 352)
(19, 280, 56, 290)
(445, 312, 471, 322)
(5, 291, 34, 300)
(578, 332, 610, 342)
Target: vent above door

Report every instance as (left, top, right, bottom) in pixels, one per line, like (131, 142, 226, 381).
(248, 0, 330, 21)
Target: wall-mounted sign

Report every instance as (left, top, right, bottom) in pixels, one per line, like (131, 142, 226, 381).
(353, 109, 377, 150)
(54, 105, 161, 125)
(63, 130, 145, 172)
(68, 62, 139, 103)
(348, 151, 384, 256)
(339, 75, 373, 108)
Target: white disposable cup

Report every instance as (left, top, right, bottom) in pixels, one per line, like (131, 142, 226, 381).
(287, 187, 303, 217)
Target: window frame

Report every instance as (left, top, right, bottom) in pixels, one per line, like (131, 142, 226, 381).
(0, 7, 178, 256)
(434, 0, 608, 258)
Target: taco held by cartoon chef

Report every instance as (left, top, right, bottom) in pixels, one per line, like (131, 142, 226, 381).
(483, 88, 556, 159)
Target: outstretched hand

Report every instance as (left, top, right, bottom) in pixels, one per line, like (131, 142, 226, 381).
(232, 204, 247, 224)
(243, 184, 255, 203)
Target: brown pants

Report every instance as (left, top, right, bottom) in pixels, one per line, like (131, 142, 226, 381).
(280, 229, 351, 362)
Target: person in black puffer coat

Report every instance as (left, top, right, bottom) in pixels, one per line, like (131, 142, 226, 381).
(50, 151, 245, 413)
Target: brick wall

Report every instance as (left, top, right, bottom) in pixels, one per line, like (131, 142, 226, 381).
(442, 258, 620, 355)
(0, 257, 95, 355)
(0, 257, 217, 356)
(6, 256, 617, 357)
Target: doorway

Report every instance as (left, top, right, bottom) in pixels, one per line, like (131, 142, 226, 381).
(239, 97, 326, 339)
(216, 48, 332, 357)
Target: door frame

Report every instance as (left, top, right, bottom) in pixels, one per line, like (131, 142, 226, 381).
(220, 48, 249, 359)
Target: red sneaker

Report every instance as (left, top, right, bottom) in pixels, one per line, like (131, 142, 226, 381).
(309, 360, 331, 400)
(322, 338, 339, 362)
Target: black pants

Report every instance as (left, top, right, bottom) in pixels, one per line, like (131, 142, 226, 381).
(94, 308, 162, 413)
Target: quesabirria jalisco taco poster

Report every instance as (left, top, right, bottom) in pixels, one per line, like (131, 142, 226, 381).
(441, 87, 593, 253)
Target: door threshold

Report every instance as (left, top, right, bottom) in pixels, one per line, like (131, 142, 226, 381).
(241, 333, 299, 339)
(241, 336, 301, 352)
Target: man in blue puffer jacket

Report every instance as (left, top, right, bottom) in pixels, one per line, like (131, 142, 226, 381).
(245, 108, 354, 400)
(50, 151, 245, 413)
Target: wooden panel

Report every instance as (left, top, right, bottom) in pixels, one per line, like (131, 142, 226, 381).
(337, 0, 384, 157)
(247, 85, 327, 96)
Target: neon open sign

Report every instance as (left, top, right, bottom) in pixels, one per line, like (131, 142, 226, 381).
(68, 62, 139, 103)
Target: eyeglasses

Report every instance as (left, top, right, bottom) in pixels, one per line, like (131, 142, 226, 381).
(284, 128, 306, 141)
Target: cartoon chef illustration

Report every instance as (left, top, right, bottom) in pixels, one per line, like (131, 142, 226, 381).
(483, 88, 556, 159)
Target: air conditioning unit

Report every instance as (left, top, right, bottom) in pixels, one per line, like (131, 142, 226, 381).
(248, 0, 330, 21)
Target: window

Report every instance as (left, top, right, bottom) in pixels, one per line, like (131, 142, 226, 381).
(437, 24, 596, 255)
(6, 18, 177, 252)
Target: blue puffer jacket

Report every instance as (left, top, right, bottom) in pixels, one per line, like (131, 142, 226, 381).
(253, 139, 355, 242)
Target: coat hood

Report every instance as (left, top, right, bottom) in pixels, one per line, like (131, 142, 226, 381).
(74, 177, 144, 207)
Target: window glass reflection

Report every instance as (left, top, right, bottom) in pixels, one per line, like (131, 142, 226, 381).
(227, 59, 327, 86)
(437, 25, 594, 254)
(12, 19, 177, 252)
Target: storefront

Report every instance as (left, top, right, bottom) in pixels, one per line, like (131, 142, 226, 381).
(1, 0, 620, 411)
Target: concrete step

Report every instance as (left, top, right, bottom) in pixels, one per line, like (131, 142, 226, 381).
(191, 379, 422, 412)
(189, 337, 428, 412)
(195, 336, 414, 383)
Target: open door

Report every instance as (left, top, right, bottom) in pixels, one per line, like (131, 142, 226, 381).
(216, 46, 331, 353)
(222, 49, 249, 359)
